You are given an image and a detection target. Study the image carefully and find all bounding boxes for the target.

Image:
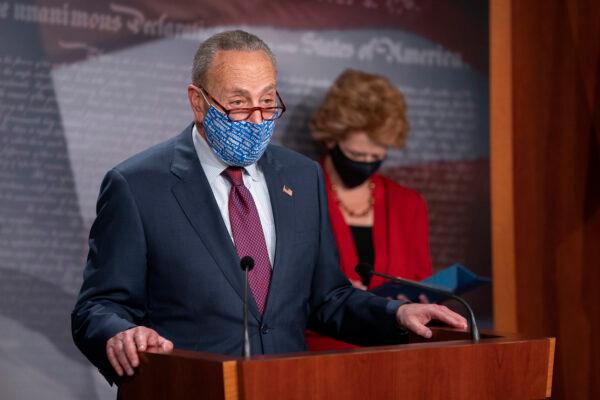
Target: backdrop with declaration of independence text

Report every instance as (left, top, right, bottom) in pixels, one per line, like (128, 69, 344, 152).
(0, 1, 489, 398)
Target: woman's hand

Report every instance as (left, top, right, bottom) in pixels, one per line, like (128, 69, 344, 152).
(395, 293, 430, 303)
(417, 294, 430, 304)
(350, 279, 368, 290)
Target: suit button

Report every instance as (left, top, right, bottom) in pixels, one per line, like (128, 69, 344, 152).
(261, 324, 271, 334)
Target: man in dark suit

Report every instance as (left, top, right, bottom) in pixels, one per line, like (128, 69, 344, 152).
(71, 30, 467, 382)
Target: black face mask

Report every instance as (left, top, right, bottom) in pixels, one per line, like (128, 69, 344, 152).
(330, 144, 383, 188)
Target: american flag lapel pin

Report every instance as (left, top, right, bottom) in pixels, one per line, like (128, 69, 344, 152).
(282, 185, 293, 197)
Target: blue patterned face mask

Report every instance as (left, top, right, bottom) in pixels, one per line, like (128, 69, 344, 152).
(202, 105, 275, 167)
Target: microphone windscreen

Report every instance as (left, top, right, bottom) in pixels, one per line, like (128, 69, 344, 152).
(355, 263, 374, 280)
(240, 256, 255, 271)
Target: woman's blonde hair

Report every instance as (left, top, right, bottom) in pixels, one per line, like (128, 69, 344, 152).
(310, 69, 409, 148)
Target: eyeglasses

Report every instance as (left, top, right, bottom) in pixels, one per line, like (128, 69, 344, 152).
(197, 86, 286, 122)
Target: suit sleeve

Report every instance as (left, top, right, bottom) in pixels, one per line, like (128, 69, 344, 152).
(306, 164, 408, 345)
(71, 168, 147, 382)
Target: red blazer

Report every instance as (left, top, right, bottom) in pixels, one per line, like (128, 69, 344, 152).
(325, 171, 432, 288)
(306, 168, 432, 351)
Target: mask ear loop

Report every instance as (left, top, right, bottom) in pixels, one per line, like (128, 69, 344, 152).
(192, 85, 211, 113)
(196, 87, 232, 120)
(192, 86, 212, 134)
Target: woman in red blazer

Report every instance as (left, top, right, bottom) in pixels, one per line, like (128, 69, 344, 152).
(306, 69, 432, 350)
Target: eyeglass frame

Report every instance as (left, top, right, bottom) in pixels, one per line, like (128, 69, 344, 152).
(195, 85, 286, 122)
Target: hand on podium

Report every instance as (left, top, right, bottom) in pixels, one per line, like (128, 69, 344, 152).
(396, 303, 468, 339)
(106, 326, 173, 377)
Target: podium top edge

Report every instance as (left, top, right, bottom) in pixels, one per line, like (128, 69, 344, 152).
(139, 330, 555, 364)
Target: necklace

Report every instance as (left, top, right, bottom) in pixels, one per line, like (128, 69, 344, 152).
(331, 180, 375, 218)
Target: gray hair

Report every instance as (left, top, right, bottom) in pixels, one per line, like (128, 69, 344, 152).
(191, 30, 276, 87)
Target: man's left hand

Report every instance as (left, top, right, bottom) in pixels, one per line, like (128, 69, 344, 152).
(396, 303, 468, 338)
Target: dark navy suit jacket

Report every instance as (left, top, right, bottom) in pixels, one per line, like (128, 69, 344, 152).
(71, 124, 405, 382)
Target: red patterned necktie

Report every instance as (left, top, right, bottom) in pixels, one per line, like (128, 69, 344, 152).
(222, 167, 272, 315)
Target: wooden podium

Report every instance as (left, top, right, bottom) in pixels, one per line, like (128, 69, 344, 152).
(120, 329, 555, 399)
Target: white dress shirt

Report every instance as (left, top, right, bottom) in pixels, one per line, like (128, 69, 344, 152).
(192, 124, 276, 266)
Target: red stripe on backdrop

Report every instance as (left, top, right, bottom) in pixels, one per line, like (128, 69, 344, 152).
(32, 0, 487, 72)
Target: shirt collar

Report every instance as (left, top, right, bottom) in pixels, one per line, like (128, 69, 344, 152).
(191, 124, 261, 183)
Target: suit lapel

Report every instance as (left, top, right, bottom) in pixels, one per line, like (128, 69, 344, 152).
(258, 150, 295, 320)
(170, 125, 261, 322)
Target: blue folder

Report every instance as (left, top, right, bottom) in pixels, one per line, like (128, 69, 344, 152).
(369, 264, 491, 303)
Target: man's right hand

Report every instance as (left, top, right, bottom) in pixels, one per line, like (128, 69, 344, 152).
(106, 326, 173, 376)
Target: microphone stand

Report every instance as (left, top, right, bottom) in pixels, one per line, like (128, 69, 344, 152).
(357, 264, 480, 343)
(240, 256, 255, 358)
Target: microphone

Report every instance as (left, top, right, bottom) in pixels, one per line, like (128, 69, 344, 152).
(355, 263, 480, 343)
(240, 256, 255, 358)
